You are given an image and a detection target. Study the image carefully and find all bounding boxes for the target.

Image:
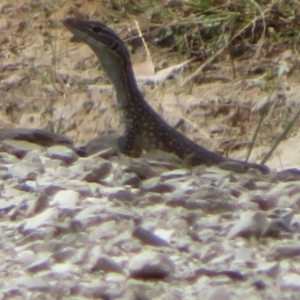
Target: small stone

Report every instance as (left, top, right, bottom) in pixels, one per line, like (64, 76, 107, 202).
(28, 191, 50, 214)
(129, 251, 175, 280)
(269, 242, 300, 259)
(251, 194, 278, 210)
(121, 172, 141, 188)
(47, 145, 78, 164)
(227, 212, 268, 239)
(143, 150, 183, 169)
(282, 273, 300, 290)
(52, 248, 75, 262)
(0, 140, 42, 158)
(160, 169, 189, 180)
(253, 279, 267, 290)
(16, 250, 35, 265)
(276, 168, 300, 181)
(82, 135, 121, 156)
(107, 188, 135, 202)
(263, 217, 293, 237)
(141, 178, 175, 193)
(79, 283, 110, 299)
(15, 277, 51, 292)
(125, 160, 158, 179)
(259, 263, 280, 278)
(51, 190, 80, 209)
(90, 255, 123, 273)
(207, 286, 230, 300)
(27, 256, 51, 272)
(0, 197, 23, 213)
(0, 128, 73, 147)
(0, 152, 19, 164)
(89, 220, 117, 240)
(22, 207, 59, 233)
(132, 226, 170, 247)
(10, 161, 43, 180)
(82, 161, 112, 182)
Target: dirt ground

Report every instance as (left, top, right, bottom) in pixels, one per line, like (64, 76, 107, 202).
(1, 1, 300, 169)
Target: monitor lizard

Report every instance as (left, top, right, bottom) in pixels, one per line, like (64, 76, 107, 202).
(63, 18, 269, 174)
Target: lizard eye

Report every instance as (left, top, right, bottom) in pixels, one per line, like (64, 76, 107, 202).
(92, 26, 103, 33)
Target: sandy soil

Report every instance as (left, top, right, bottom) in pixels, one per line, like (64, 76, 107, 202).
(1, 0, 300, 172)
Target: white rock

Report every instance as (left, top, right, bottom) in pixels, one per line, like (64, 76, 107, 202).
(23, 207, 59, 231)
(51, 190, 80, 209)
(128, 251, 175, 279)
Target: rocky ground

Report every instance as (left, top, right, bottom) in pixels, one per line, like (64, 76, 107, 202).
(1, 139, 300, 299)
(1, 0, 300, 299)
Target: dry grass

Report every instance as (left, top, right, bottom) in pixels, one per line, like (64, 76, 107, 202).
(1, 0, 300, 167)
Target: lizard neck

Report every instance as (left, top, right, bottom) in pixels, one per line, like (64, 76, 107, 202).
(89, 44, 143, 108)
